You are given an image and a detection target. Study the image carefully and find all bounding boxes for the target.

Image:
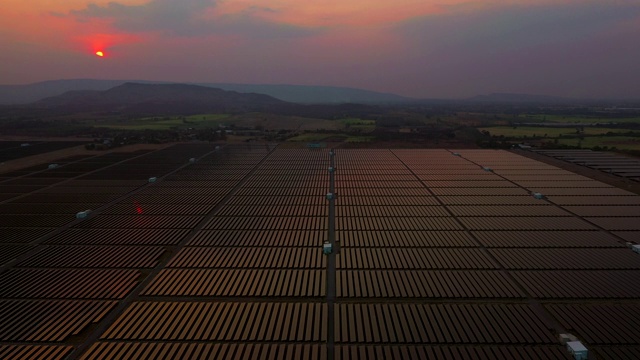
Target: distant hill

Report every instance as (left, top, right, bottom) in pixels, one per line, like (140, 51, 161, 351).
(0, 79, 413, 105)
(466, 93, 574, 104)
(34, 83, 289, 115)
(198, 83, 413, 104)
(0, 79, 131, 105)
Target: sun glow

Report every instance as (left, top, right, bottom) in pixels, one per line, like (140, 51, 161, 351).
(133, 201, 143, 214)
(95, 51, 104, 57)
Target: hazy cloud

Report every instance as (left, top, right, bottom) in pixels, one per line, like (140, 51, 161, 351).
(71, 0, 319, 38)
(401, 2, 640, 50)
(390, 1, 640, 97)
(71, 0, 215, 35)
(49, 11, 67, 18)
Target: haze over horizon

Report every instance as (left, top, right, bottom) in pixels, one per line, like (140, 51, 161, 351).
(2, 0, 639, 99)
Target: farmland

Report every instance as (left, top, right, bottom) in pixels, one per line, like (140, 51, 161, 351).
(479, 126, 636, 138)
(92, 114, 231, 130)
(513, 114, 640, 124)
(556, 136, 640, 151)
(1, 143, 640, 359)
(4, 94, 640, 154)
(340, 118, 376, 132)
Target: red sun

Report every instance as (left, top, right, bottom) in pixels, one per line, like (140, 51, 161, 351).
(95, 51, 105, 57)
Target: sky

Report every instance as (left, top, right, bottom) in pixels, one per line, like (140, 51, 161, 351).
(1, 0, 639, 99)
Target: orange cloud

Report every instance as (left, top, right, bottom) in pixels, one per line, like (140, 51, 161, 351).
(213, 0, 569, 28)
(214, 0, 446, 27)
(2, 0, 147, 13)
(0, 0, 568, 50)
(0, 1, 147, 57)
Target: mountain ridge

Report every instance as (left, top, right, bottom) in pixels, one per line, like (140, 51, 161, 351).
(0, 79, 414, 105)
(466, 92, 575, 104)
(32, 82, 289, 115)
(1, 79, 629, 106)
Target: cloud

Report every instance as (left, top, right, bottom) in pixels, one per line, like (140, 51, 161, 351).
(70, 0, 320, 38)
(71, 0, 215, 35)
(389, 1, 640, 97)
(49, 11, 67, 18)
(401, 2, 640, 50)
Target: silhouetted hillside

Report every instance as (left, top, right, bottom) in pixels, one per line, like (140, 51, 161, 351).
(466, 93, 573, 104)
(201, 83, 412, 104)
(0, 79, 413, 105)
(0, 79, 129, 105)
(34, 83, 288, 115)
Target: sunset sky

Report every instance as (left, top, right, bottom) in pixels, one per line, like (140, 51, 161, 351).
(1, 0, 639, 98)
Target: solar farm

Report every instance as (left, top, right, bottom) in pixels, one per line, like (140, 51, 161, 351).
(534, 149, 640, 182)
(1, 144, 640, 360)
(0, 142, 86, 163)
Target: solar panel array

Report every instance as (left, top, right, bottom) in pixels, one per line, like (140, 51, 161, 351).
(1, 145, 639, 359)
(534, 149, 640, 182)
(0, 144, 271, 359)
(0, 141, 86, 163)
(449, 149, 640, 359)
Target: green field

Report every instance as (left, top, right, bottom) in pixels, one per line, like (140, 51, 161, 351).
(480, 126, 637, 138)
(184, 114, 230, 122)
(345, 136, 374, 143)
(340, 118, 376, 132)
(555, 136, 640, 151)
(287, 133, 342, 142)
(515, 114, 640, 124)
(94, 114, 231, 130)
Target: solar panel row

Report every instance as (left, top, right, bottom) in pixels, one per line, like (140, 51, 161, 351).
(535, 149, 640, 181)
(143, 269, 326, 297)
